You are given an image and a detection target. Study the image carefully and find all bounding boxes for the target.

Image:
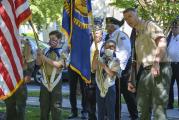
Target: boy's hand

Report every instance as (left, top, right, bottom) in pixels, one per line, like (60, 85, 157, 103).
(94, 50, 99, 58)
(151, 62, 160, 77)
(98, 61, 105, 68)
(37, 49, 43, 56)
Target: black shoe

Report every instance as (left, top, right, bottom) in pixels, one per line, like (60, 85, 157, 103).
(68, 113, 78, 119)
(81, 112, 87, 119)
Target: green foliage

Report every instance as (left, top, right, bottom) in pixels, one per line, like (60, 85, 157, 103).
(0, 103, 70, 120)
(112, 0, 179, 33)
(21, 32, 35, 38)
(112, 0, 136, 8)
(29, 0, 64, 31)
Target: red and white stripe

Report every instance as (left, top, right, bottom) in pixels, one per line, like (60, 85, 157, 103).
(0, 0, 31, 100)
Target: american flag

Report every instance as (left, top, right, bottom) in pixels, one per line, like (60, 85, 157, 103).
(0, 0, 31, 100)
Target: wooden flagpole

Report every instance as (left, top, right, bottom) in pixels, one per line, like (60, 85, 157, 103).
(28, 20, 50, 90)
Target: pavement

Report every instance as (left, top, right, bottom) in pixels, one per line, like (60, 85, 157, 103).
(27, 83, 179, 120)
(1, 83, 179, 120)
(25, 97, 179, 120)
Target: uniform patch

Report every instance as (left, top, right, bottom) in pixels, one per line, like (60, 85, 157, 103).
(121, 37, 126, 40)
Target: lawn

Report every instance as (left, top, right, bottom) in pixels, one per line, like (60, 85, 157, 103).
(28, 91, 79, 99)
(26, 106, 70, 120)
(0, 103, 70, 120)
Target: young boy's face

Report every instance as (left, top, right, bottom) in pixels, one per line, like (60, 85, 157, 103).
(49, 35, 60, 48)
(104, 42, 116, 50)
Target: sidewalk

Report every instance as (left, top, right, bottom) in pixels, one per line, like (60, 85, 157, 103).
(25, 84, 179, 120)
(26, 96, 179, 120)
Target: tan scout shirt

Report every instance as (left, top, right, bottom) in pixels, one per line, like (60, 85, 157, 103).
(96, 57, 121, 97)
(22, 41, 34, 71)
(44, 51, 64, 76)
(135, 20, 167, 67)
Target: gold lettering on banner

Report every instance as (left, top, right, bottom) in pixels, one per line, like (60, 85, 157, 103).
(75, 0, 88, 16)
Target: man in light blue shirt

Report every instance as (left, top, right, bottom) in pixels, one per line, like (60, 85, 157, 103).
(168, 17, 179, 109)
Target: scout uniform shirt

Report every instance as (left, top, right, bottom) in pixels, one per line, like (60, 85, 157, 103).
(135, 21, 168, 67)
(95, 56, 121, 97)
(22, 40, 34, 76)
(42, 44, 68, 92)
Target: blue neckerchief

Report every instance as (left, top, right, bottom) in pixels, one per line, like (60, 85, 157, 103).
(45, 47, 62, 58)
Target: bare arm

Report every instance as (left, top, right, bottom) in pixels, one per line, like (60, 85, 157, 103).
(41, 55, 63, 69)
(154, 37, 167, 63)
(36, 54, 42, 65)
(36, 49, 63, 69)
(92, 50, 99, 72)
(151, 37, 167, 77)
(103, 64, 117, 77)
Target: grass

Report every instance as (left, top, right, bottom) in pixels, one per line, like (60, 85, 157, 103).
(26, 106, 70, 120)
(28, 91, 80, 99)
(0, 103, 70, 120)
(0, 104, 5, 112)
(28, 91, 40, 97)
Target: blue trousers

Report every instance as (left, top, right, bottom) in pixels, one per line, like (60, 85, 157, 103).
(96, 85, 116, 120)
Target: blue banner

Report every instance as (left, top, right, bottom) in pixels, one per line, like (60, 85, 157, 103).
(62, 0, 92, 83)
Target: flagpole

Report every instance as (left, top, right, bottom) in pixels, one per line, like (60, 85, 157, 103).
(90, 15, 98, 51)
(28, 20, 50, 89)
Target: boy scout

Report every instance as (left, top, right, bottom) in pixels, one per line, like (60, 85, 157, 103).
(36, 30, 68, 120)
(92, 40, 121, 120)
(123, 8, 172, 120)
(88, 17, 105, 120)
(5, 37, 33, 120)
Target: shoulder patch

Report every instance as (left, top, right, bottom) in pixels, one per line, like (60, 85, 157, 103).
(121, 37, 126, 40)
(120, 31, 129, 38)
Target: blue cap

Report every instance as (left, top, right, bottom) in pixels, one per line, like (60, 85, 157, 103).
(94, 17, 103, 26)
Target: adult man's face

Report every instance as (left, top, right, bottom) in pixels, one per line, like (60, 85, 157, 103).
(94, 30, 102, 43)
(123, 11, 138, 28)
(106, 23, 115, 34)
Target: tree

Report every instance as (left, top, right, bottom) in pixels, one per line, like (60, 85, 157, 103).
(29, 0, 64, 31)
(112, 0, 179, 33)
